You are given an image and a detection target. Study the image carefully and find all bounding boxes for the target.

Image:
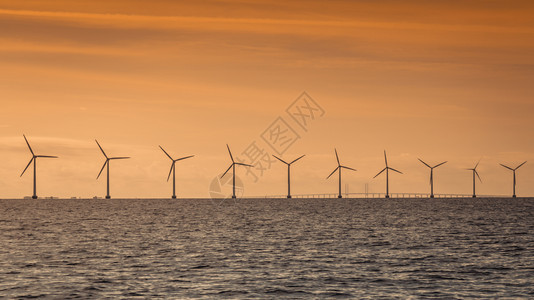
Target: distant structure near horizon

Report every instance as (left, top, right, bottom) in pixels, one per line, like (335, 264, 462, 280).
(272, 154, 305, 198)
(418, 158, 447, 198)
(20, 135, 58, 199)
(466, 160, 482, 198)
(96, 140, 130, 199)
(221, 144, 253, 199)
(374, 150, 403, 198)
(500, 161, 527, 198)
(326, 149, 356, 198)
(159, 145, 194, 199)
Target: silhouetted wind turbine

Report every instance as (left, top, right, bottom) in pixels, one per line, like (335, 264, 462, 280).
(272, 154, 305, 198)
(96, 140, 130, 199)
(500, 161, 527, 198)
(20, 135, 58, 199)
(221, 144, 253, 199)
(159, 145, 194, 199)
(418, 158, 447, 198)
(373, 151, 403, 198)
(466, 160, 482, 198)
(326, 149, 356, 198)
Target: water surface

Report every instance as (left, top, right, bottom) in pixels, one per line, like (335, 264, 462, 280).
(1, 198, 533, 298)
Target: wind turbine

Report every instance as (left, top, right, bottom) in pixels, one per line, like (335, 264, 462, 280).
(373, 150, 403, 198)
(96, 140, 130, 199)
(326, 149, 356, 198)
(20, 135, 58, 199)
(466, 160, 482, 198)
(418, 158, 447, 198)
(221, 144, 253, 199)
(500, 161, 527, 198)
(272, 154, 305, 198)
(159, 145, 194, 199)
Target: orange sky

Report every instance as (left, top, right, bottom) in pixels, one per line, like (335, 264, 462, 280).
(1, 0, 533, 198)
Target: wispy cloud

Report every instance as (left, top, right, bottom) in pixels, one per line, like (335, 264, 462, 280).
(1, 7, 533, 33)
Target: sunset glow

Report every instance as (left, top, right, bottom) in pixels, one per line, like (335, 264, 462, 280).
(1, 0, 533, 198)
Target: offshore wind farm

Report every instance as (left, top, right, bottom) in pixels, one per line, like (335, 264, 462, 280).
(5, 135, 532, 200)
(1, 1, 534, 299)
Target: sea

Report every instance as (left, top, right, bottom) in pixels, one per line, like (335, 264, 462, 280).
(0, 198, 533, 299)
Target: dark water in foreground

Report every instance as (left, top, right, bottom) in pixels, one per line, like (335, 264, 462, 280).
(0, 198, 533, 299)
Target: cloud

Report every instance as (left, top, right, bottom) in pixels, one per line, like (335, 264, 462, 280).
(2, 0, 533, 73)
(1, 4, 532, 74)
(0, 5, 533, 33)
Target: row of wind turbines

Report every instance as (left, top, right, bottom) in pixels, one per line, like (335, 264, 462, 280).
(321, 149, 524, 199)
(19, 135, 527, 199)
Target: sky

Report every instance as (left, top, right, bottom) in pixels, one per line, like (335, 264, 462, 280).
(0, 0, 533, 198)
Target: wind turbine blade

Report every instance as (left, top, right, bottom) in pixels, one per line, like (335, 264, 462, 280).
(20, 157, 34, 177)
(434, 161, 448, 168)
(221, 164, 233, 178)
(226, 144, 234, 163)
(373, 168, 386, 179)
(384, 150, 388, 167)
(36, 155, 58, 158)
(474, 170, 482, 182)
(23, 135, 34, 156)
(290, 155, 305, 165)
(335, 149, 340, 166)
(326, 167, 339, 179)
(272, 155, 288, 164)
(515, 161, 527, 170)
(500, 164, 513, 171)
(341, 166, 357, 172)
(236, 163, 253, 167)
(96, 160, 108, 179)
(95, 140, 108, 159)
(389, 167, 403, 174)
(159, 145, 173, 160)
(474, 159, 481, 169)
(176, 155, 194, 162)
(110, 157, 130, 160)
(167, 162, 175, 182)
(418, 158, 431, 168)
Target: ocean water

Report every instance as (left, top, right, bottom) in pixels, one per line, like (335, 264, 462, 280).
(0, 198, 533, 299)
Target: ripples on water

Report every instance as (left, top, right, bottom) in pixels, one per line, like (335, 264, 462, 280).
(0, 198, 533, 298)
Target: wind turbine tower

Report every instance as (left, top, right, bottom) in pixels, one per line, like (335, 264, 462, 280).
(326, 149, 356, 198)
(159, 145, 194, 199)
(418, 158, 447, 198)
(96, 140, 130, 199)
(20, 135, 58, 199)
(373, 150, 403, 198)
(221, 144, 253, 199)
(500, 161, 527, 198)
(272, 154, 305, 198)
(466, 161, 482, 198)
